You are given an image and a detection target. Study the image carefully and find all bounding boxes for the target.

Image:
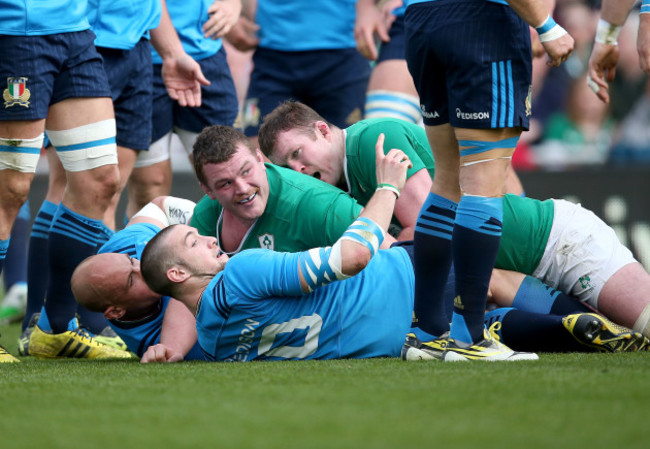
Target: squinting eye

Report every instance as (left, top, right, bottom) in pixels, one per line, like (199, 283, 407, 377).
(292, 149, 300, 159)
(243, 169, 250, 175)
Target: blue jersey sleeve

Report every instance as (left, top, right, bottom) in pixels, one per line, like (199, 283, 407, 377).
(225, 249, 304, 300)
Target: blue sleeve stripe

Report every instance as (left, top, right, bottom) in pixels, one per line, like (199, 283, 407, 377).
(341, 231, 377, 256)
(352, 217, 385, 243)
(299, 248, 337, 290)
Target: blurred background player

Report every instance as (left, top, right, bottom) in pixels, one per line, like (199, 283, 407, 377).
(126, 0, 241, 220)
(239, 0, 374, 147)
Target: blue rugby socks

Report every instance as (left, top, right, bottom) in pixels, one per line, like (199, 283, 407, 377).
(23, 200, 57, 330)
(450, 195, 502, 344)
(412, 192, 457, 338)
(43, 204, 102, 333)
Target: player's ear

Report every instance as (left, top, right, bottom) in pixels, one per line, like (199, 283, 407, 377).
(104, 306, 125, 320)
(167, 265, 190, 283)
(315, 121, 330, 140)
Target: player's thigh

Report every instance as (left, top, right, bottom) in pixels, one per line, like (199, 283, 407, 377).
(306, 49, 370, 128)
(242, 48, 297, 137)
(99, 40, 153, 151)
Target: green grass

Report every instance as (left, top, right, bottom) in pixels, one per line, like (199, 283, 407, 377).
(2, 321, 649, 449)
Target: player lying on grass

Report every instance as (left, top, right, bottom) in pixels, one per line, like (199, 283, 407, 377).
(138, 137, 647, 363)
(71, 196, 205, 360)
(258, 102, 650, 340)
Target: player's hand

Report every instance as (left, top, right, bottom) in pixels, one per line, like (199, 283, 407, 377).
(638, 14, 650, 74)
(542, 33, 574, 67)
(587, 42, 619, 104)
(354, 0, 391, 60)
(225, 16, 260, 52)
(161, 54, 211, 107)
(203, 0, 242, 39)
(140, 343, 184, 363)
(375, 133, 411, 192)
(529, 26, 545, 58)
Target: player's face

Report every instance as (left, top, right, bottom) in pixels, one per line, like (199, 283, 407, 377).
(104, 253, 159, 307)
(172, 224, 229, 275)
(200, 145, 269, 223)
(271, 128, 342, 186)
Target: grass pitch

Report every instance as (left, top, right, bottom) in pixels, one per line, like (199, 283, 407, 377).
(2, 321, 649, 449)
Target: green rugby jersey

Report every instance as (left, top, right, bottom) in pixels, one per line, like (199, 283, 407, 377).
(191, 164, 363, 253)
(496, 194, 555, 275)
(344, 118, 435, 207)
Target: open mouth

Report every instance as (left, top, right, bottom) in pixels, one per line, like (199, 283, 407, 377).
(313, 172, 321, 180)
(238, 192, 257, 205)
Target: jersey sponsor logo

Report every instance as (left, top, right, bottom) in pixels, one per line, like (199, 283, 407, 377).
(3, 77, 31, 108)
(456, 108, 489, 120)
(258, 233, 274, 250)
(227, 318, 260, 362)
(420, 105, 439, 119)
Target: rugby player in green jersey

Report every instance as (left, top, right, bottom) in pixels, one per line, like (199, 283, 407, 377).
(259, 103, 650, 340)
(190, 125, 396, 256)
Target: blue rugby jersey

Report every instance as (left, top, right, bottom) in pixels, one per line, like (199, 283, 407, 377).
(99, 222, 205, 360)
(87, 0, 161, 50)
(151, 0, 222, 64)
(196, 247, 415, 361)
(256, 0, 356, 51)
(0, 0, 89, 35)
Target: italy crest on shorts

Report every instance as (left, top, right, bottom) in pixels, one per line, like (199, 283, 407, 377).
(258, 233, 274, 250)
(3, 77, 31, 108)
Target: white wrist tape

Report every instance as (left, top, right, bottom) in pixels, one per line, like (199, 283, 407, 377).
(535, 15, 568, 43)
(595, 19, 622, 45)
(162, 197, 196, 225)
(132, 203, 170, 227)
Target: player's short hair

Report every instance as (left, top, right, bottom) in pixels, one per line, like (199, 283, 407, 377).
(258, 100, 331, 159)
(192, 125, 257, 186)
(140, 226, 183, 299)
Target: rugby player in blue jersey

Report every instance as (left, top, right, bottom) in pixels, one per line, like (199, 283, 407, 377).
(402, 0, 574, 360)
(71, 196, 205, 361)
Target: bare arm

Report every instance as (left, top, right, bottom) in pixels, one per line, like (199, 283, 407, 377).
(507, 0, 574, 67)
(587, 0, 638, 104)
(150, 0, 211, 107)
(140, 299, 198, 363)
(394, 168, 432, 241)
(298, 134, 411, 291)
